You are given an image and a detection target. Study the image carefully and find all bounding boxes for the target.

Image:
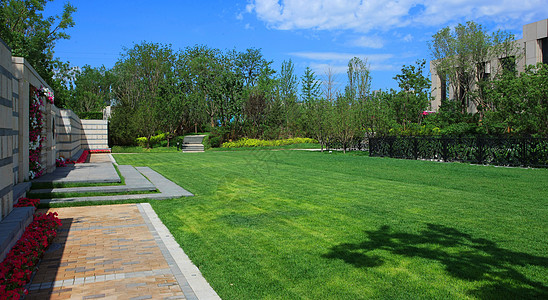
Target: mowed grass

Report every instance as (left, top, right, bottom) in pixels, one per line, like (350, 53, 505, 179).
(113, 151, 548, 299)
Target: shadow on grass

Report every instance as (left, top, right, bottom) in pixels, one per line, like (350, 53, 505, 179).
(323, 224, 548, 299)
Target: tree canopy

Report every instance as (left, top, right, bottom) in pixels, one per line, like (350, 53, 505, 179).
(0, 0, 76, 107)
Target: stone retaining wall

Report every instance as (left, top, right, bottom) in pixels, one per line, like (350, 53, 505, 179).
(0, 37, 109, 222)
(81, 119, 108, 150)
(0, 39, 18, 220)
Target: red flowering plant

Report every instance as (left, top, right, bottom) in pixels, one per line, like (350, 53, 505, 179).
(55, 156, 75, 167)
(76, 150, 89, 163)
(13, 198, 40, 208)
(0, 198, 61, 299)
(89, 149, 111, 153)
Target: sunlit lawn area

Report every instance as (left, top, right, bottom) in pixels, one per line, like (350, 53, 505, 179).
(114, 151, 548, 299)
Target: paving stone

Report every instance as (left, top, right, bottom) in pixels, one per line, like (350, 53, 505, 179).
(26, 204, 218, 299)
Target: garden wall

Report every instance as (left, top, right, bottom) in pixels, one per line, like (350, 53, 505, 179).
(57, 109, 82, 159)
(81, 119, 108, 150)
(0, 39, 18, 220)
(0, 37, 109, 222)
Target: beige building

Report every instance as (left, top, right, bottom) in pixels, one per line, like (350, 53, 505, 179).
(430, 18, 548, 113)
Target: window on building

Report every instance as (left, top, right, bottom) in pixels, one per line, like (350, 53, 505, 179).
(439, 74, 446, 102)
(477, 62, 490, 81)
(540, 37, 548, 64)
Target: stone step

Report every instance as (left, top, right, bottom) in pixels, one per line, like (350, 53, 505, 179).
(182, 144, 204, 149)
(32, 163, 121, 184)
(183, 135, 206, 144)
(31, 165, 156, 195)
(41, 167, 193, 204)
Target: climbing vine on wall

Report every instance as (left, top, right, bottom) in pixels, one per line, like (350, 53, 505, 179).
(28, 86, 54, 179)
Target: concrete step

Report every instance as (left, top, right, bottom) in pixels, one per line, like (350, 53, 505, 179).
(183, 135, 206, 144)
(182, 144, 204, 149)
(41, 167, 193, 204)
(182, 144, 204, 153)
(31, 165, 156, 195)
(32, 163, 121, 184)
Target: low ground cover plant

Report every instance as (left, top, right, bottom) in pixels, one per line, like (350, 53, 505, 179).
(0, 199, 61, 299)
(221, 137, 317, 148)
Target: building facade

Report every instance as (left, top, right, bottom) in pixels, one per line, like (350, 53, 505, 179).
(430, 18, 548, 113)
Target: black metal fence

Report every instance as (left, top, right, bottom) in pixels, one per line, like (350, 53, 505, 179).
(369, 136, 548, 168)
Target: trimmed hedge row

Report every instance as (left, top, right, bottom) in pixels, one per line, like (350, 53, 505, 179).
(221, 137, 318, 148)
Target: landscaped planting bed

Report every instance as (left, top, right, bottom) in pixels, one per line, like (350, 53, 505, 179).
(114, 151, 548, 299)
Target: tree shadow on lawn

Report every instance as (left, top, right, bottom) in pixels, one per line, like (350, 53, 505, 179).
(323, 224, 548, 299)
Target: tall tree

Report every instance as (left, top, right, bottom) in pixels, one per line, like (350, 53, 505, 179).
(322, 66, 339, 102)
(112, 42, 177, 147)
(301, 66, 321, 103)
(390, 59, 432, 127)
(68, 65, 113, 113)
(278, 59, 299, 135)
(346, 57, 371, 101)
(0, 0, 76, 107)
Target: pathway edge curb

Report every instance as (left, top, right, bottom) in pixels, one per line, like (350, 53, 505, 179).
(138, 203, 222, 300)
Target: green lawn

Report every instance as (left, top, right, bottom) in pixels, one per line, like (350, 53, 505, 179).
(113, 151, 548, 299)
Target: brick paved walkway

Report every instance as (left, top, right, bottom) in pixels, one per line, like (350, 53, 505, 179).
(26, 204, 218, 300)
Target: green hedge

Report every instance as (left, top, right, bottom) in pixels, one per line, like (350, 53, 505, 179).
(221, 137, 318, 148)
(136, 132, 168, 147)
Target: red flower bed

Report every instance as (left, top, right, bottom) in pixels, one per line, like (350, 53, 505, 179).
(89, 149, 111, 153)
(75, 150, 89, 163)
(0, 199, 61, 299)
(13, 198, 40, 208)
(55, 157, 75, 167)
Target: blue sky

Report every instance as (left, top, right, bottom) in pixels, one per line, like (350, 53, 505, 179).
(45, 0, 548, 91)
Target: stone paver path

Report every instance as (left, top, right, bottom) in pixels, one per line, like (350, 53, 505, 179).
(26, 204, 220, 300)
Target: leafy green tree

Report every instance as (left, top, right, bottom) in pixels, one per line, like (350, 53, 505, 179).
(346, 57, 371, 101)
(278, 59, 299, 136)
(306, 98, 331, 151)
(483, 63, 548, 135)
(68, 65, 112, 113)
(232, 48, 272, 87)
(390, 59, 431, 127)
(0, 0, 76, 107)
(111, 42, 177, 147)
(332, 92, 359, 153)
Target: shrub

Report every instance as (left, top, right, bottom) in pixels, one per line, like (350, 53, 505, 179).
(221, 137, 318, 148)
(136, 132, 168, 148)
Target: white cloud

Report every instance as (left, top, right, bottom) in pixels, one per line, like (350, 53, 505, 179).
(349, 36, 384, 48)
(293, 52, 396, 73)
(245, 23, 254, 30)
(290, 52, 393, 63)
(309, 63, 348, 75)
(403, 34, 413, 42)
(247, 0, 548, 32)
(236, 12, 244, 21)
